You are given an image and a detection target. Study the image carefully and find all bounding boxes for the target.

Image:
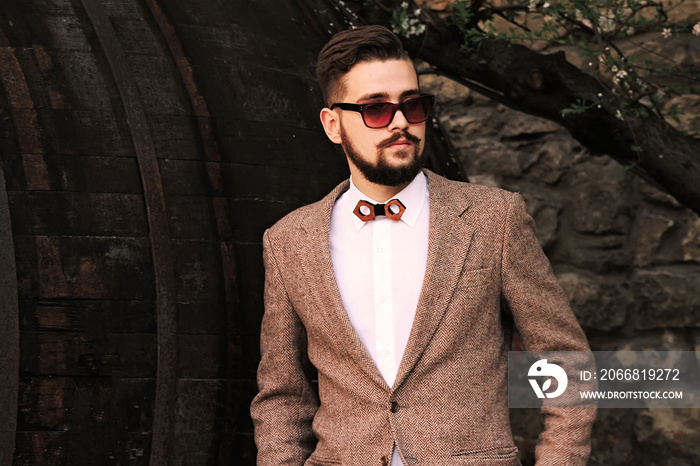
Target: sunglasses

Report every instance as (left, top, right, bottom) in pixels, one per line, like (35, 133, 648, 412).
(330, 94, 435, 129)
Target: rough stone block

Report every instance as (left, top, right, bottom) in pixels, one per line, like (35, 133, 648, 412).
(682, 217, 700, 262)
(632, 270, 700, 329)
(566, 159, 630, 234)
(632, 211, 675, 267)
(556, 271, 626, 332)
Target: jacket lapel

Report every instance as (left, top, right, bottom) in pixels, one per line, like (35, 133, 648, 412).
(393, 171, 475, 389)
(296, 180, 390, 391)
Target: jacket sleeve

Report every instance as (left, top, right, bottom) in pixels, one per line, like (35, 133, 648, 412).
(500, 193, 596, 466)
(250, 228, 319, 465)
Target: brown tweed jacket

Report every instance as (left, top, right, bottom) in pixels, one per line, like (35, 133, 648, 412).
(251, 170, 595, 466)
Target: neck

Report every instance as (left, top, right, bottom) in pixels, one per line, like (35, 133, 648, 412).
(351, 171, 410, 202)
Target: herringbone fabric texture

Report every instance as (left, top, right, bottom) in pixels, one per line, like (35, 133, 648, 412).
(251, 170, 595, 465)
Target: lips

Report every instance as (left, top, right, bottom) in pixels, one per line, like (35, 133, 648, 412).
(388, 139, 411, 148)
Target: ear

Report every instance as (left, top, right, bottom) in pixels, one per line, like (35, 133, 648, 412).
(320, 107, 342, 145)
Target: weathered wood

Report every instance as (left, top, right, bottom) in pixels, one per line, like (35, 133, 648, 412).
(0, 166, 20, 466)
(20, 332, 157, 377)
(9, 192, 148, 236)
(13, 235, 155, 300)
(16, 376, 155, 465)
(20, 299, 156, 333)
(2, 153, 142, 193)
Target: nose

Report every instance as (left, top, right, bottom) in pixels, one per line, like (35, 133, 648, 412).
(388, 107, 410, 131)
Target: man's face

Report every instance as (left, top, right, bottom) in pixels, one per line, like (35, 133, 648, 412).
(324, 59, 427, 187)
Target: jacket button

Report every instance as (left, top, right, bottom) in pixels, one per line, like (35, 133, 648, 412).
(390, 401, 399, 413)
(381, 456, 388, 466)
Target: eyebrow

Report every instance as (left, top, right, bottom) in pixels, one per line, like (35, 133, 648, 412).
(356, 88, 421, 103)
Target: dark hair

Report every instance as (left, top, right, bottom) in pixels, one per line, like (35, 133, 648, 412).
(316, 25, 409, 106)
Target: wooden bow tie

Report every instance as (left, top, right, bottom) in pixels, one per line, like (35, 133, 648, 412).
(353, 199, 406, 222)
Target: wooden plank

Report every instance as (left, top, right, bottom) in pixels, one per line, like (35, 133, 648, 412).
(19, 332, 156, 377)
(170, 239, 223, 301)
(172, 380, 225, 464)
(0, 32, 48, 196)
(0, 163, 20, 466)
(231, 433, 256, 466)
(213, 118, 346, 170)
(13, 235, 155, 301)
(27, 109, 135, 157)
(228, 198, 301, 243)
(2, 153, 141, 193)
(234, 242, 264, 326)
(16, 376, 155, 465)
(8, 191, 148, 236)
(126, 53, 190, 114)
(158, 159, 345, 203)
(34, 15, 92, 51)
(34, 108, 136, 157)
(44, 50, 115, 109)
(176, 334, 224, 378)
(13, 432, 66, 466)
(19, 299, 155, 333)
(145, 114, 203, 159)
(176, 299, 227, 335)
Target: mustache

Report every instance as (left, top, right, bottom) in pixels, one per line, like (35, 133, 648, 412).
(376, 131, 421, 149)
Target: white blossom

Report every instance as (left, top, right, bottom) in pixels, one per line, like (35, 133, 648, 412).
(393, 3, 426, 37)
(693, 22, 700, 36)
(612, 69, 627, 85)
(599, 16, 615, 33)
(615, 109, 624, 120)
(662, 28, 672, 39)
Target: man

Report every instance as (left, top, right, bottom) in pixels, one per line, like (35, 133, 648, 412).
(251, 25, 595, 465)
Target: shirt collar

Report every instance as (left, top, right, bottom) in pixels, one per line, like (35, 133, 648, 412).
(347, 171, 428, 231)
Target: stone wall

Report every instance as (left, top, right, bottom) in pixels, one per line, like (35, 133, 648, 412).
(420, 53, 700, 465)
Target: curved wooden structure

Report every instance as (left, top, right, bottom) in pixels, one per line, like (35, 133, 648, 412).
(0, 0, 462, 464)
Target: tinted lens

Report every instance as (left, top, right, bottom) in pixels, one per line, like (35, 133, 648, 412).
(362, 102, 394, 128)
(403, 95, 433, 123)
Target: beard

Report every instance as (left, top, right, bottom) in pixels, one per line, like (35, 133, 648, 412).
(340, 127, 426, 187)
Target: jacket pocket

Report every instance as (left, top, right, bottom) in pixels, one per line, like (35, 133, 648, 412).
(456, 266, 493, 289)
(451, 445, 520, 465)
(305, 453, 341, 465)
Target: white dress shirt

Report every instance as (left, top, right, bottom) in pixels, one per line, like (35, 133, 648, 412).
(330, 172, 430, 466)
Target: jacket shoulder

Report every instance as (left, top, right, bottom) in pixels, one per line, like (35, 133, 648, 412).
(265, 178, 349, 243)
(269, 200, 320, 233)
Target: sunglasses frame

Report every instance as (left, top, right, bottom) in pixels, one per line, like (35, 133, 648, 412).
(330, 94, 435, 129)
